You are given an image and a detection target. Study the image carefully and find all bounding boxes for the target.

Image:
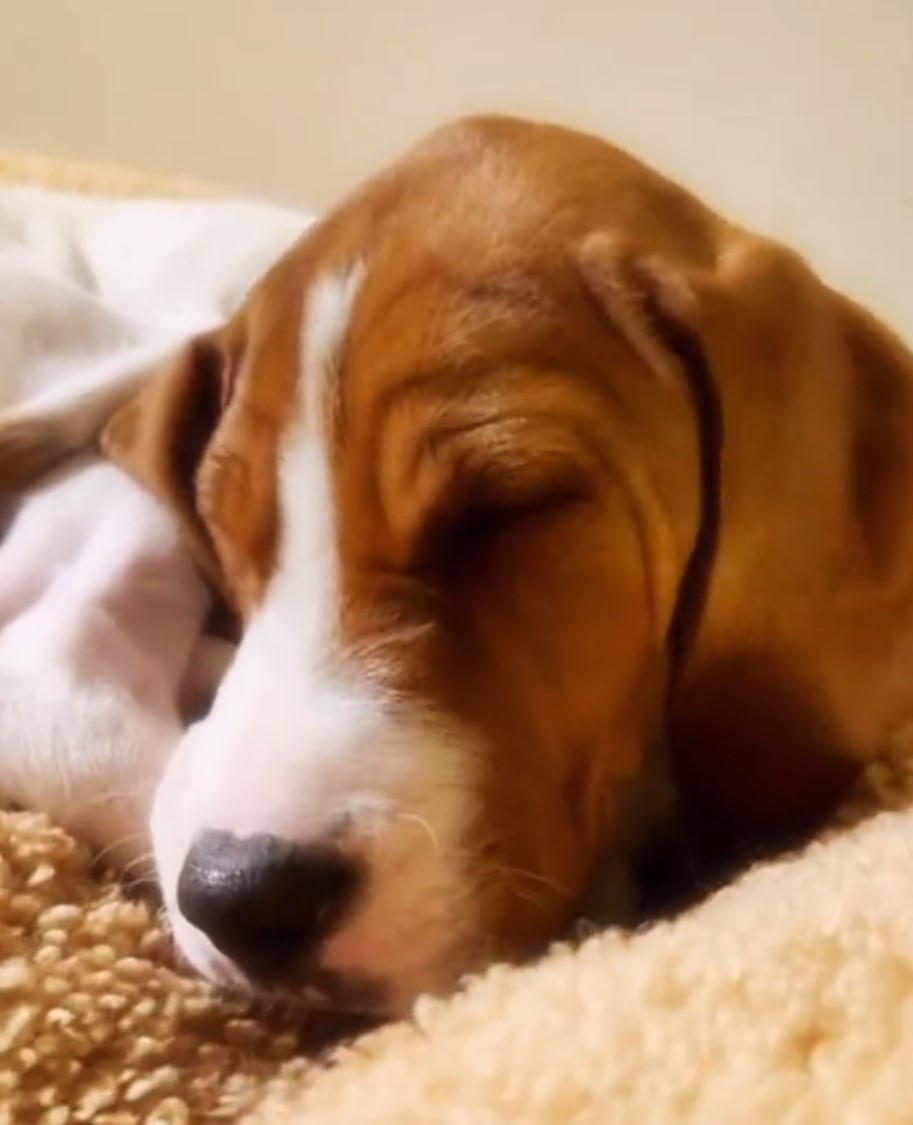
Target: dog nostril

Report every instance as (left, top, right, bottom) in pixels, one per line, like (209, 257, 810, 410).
(176, 830, 361, 981)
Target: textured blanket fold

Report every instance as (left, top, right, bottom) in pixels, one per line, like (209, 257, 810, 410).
(0, 177, 309, 415)
(1, 152, 912, 1125)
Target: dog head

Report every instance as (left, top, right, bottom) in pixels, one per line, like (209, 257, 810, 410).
(101, 116, 907, 1015)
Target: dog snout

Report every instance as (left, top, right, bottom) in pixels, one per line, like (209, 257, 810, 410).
(176, 830, 362, 982)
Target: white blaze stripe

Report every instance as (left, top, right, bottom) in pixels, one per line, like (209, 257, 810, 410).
(186, 265, 383, 831)
(268, 267, 365, 665)
(300, 264, 364, 429)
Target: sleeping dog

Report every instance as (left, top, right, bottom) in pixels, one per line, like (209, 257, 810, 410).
(2, 115, 912, 1017)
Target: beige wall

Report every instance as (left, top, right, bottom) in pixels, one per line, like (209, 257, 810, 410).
(1, 0, 911, 334)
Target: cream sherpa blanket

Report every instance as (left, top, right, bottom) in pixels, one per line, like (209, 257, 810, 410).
(2, 153, 913, 1125)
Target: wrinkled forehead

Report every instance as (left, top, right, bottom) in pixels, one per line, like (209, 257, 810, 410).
(206, 240, 493, 616)
(229, 110, 716, 428)
(215, 217, 596, 610)
(228, 121, 599, 442)
(209, 126, 687, 610)
(231, 204, 531, 444)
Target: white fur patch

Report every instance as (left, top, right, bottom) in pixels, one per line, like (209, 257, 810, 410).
(268, 267, 367, 680)
(299, 266, 365, 422)
(154, 267, 478, 1012)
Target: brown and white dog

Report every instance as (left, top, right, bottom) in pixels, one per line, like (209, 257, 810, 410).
(6, 115, 913, 1017)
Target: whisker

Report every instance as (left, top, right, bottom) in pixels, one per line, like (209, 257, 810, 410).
(396, 811, 441, 855)
(121, 850, 155, 875)
(483, 862, 569, 897)
(121, 874, 157, 895)
(71, 784, 154, 812)
(118, 850, 158, 891)
(92, 828, 147, 868)
(506, 883, 548, 908)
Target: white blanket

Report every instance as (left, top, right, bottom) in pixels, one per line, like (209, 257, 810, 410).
(0, 186, 313, 863)
(0, 187, 312, 415)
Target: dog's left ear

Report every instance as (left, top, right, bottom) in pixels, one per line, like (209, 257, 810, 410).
(576, 231, 707, 383)
(575, 229, 723, 676)
(575, 228, 896, 865)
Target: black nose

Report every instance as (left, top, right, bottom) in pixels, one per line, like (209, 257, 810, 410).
(176, 831, 361, 981)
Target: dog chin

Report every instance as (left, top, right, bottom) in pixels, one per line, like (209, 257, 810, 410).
(163, 902, 457, 1020)
(166, 910, 249, 992)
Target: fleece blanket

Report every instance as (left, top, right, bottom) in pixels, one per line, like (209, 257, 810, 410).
(0, 169, 310, 419)
(2, 152, 913, 1125)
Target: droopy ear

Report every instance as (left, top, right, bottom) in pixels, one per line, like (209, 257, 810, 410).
(101, 333, 232, 591)
(576, 231, 708, 382)
(576, 229, 881, 872)
(575, 230, 722, 672)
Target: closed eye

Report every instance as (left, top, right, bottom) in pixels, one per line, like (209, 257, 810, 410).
(420, 472, 594, 579)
